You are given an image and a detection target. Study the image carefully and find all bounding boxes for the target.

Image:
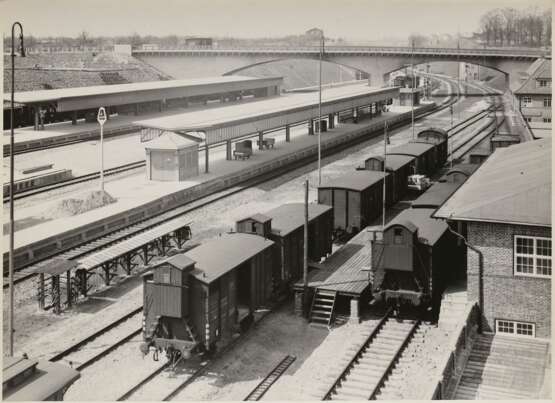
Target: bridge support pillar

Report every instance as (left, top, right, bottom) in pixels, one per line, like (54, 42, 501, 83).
(205, 146, 209, 173)
(134, 104, 139, 116)
(34, 108, 39, 130)
(258, 131, 264, 150)
(308, 119, 314, 135)
(328, 114, 335, 129)
(72, 111, 77, 125)
(285, 124, 290, 142)
(226, 140, 232, 160)
(159, 101, 163, 112)
(349, 297, 360, 324)
(352, 108, 358, 124)
(183, 98, 189, 108)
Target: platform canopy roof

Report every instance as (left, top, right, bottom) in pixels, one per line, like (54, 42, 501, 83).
(262, 203, 332, 236)
(185, 233, 274, 284)
(135, 84, 400, 145)
(435, 138, 551, 227)
(4, 75, 283, 112)
(319, 170, 387, 192)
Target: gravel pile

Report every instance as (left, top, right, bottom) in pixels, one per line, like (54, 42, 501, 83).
(40, 189, 117, 220)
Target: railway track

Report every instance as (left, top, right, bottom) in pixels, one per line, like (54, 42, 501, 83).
(244, 355, 297, 401)
(5, 90, 462, 289)
(323, 312, 420, 400)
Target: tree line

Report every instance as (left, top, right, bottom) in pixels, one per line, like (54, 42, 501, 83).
(478, 6, 551, 47)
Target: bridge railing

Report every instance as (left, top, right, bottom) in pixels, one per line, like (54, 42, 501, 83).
(133, 45, 550, 57)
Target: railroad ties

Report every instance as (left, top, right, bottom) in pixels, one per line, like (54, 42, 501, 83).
(244, 355, 297, 401)
(326, 317, 420, 401)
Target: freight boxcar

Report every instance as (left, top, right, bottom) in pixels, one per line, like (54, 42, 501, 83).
(142, 233, 274, 360)
(361, 154, 415, 205)
(236, 203, 333, 290)
(371, 207, 463, 318)
(439, 163, 479, 184)
(318, 170, 387, 235)
(386, 142, 437, 176)
(412, 127, 449, 169)
(410, 181, 464, 209)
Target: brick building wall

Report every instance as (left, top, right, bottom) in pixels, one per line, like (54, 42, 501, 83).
(466, 221, 551, 338)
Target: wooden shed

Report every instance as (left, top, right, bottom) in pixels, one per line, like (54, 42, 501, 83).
(145, 131, 199, 181)
(236, 203, 333, 289)
(142, 233, 275, 353)
(363, 154, 415, 205)
(318, 171, 387, 234)
(386, 142, 437, 176)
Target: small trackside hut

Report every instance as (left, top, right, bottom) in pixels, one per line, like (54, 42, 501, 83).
(371, 208, 463, 318)
(236, 203, 333, 292)
(142, 233, 274, 360)
(318, 170, 387, 236)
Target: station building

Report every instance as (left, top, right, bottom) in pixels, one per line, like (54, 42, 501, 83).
(435, 138, 551, 338)
(514, 58, 552, 138)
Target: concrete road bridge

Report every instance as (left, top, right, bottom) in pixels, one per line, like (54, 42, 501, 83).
(132, 45, 551, 89)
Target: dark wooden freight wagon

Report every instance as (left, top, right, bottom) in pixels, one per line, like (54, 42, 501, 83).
(142, 233, 274, 358)
(236, 203, 333, 290)
(387, 142, 437, 176)
(362, 154, 416, 205)
(412, 127, 449, 170)
(318, 170, 387, 235)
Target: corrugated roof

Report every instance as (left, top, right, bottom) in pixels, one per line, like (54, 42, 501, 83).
(144, 131, 199, 150)
(412, 181, 463, 209)
(515, 59, 552, 95)
(319, 170, 387, 192)
(386, 142, 435, 158)
(435, 138, 551, 226)
(388, 208, 448, 246)
(4, 75, 281, 104)
(185, 233, 274, 284)
(263, 203, 332, 236)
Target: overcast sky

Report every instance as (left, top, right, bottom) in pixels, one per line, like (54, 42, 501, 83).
(1, 0, 552, 39)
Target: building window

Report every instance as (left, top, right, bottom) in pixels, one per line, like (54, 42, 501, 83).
(538, 79, 551, 87)
(394, 228, 403, 244)
(161, 272, 170, 283)
(544, 98, 551, 107)
(495, 319, 535, 337)
(514, 235, 551, 277)
(522, 96, 532, 106)
(543, 118, 551, 123)
(524, 117, 532, 123)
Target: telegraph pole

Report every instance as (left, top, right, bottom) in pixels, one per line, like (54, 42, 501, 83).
(317, 32, 323, 186)
(382, 121, 388, 230)
(411, 39, 415, 139)
(303, 179, 309, 317)
(97, 107, 107, 191)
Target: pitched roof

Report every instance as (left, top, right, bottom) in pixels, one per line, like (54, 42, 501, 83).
(389, 208, 448, 246)
(319, 170, 387, 192)
(515, 58, 552, 95)
(263, 203, 332, 236)
(184, 233, 274, 284)
(153, 254, 196, 271)
(144, 131, 199, 150)
(434, 138, 551, 226)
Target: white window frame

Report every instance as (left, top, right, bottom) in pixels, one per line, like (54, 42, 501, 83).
(495, 319, 536, 338)
(522, 96, 532, 106)
(544, 97, 551, 107)
(543, 118, 551, 123)
(514, 235, 552, 278)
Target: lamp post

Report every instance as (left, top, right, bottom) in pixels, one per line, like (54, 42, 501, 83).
(9, 21, 26, 358)
(317, 31, 323, 186)
(411, 39, 415, 140)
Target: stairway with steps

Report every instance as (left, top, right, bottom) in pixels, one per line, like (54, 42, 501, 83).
(453, 334, 550, 400)
(309, 289, 337, 328)
(329, 318, 419, 400)
(375, 324, 431, 400)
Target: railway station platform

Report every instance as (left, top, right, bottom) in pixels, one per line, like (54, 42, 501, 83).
(5, 102, 435, 273)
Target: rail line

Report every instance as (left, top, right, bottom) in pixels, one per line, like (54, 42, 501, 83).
(5, 89, 461, 289)
(49, 307, 142, 371)
(244, 355, 296, 401)
(323, 310, 420, 400)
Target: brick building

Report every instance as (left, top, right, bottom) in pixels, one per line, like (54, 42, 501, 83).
(514, 58, 552, 138)
(435, 138, 551, 338)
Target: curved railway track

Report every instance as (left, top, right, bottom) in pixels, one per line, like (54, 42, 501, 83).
(323, 311, 421, 400)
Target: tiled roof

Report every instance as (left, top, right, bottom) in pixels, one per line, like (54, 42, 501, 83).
(515, 58, 552, 95)
(434, 138, 551, 226)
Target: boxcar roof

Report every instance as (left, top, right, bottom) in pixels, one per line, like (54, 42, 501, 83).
(263, 203, 332, 236)
(386, 142, 435, 157)
(185, 233, 274, 284)
(319, 170, 387, 192)
(384, 154, 415, 171)
(435, 138, 551, 227)
(389, 208, 448, 246)
(411, 181, 463, 209)
(3, 358, 79, 401)
(442, 163, 479, 180)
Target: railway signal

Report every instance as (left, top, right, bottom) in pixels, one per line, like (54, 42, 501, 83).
(97, 107, 107, 192)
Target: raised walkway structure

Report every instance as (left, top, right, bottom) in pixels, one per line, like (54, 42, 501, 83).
(132, 45, 550, 88)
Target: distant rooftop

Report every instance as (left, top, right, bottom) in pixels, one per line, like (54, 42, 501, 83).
(515, 58, 552, 95)
(434, 138, 551, 227)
